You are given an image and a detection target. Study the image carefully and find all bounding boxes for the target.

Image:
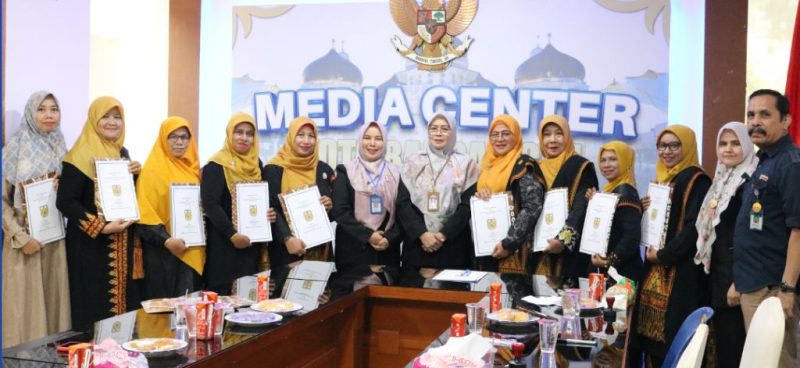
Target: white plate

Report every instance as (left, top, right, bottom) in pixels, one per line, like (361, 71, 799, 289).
(122, 338, 188, 358)
(225, 311, 283, 326)
(249, 299, 303, 315)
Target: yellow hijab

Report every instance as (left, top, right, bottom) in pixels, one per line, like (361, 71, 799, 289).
(537, 114, 576, 188)
(599, 141, 636, 193)
(268, 116, 319, 191)
(208, 113, 261, 190)
(137, 117, 204, 274)
(655, 124, 700, 183)
(477, 115, 523, 192)
(63, 96, 126, 178)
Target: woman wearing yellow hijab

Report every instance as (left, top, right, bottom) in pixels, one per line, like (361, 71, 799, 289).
(263, 116, 336, 278)
(472, 115, 544, 298)
(135, 117, 203, 298)
(202, 113, 272, 295)
(629, 125, 711, 367)
(532, 114, 598, 281)
(585, 141, 644, 282)
(56, 96, 143, 330)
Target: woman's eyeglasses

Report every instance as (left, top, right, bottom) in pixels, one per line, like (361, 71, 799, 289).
(656, 142, 681, 152)
(489, 131, 512, 141)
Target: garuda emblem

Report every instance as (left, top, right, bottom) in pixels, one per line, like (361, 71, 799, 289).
(112, 184, 122, 197)
(40, 205, 49, 218)
(303, 210, 314, 222)
(390, 0, 478, 71)
(487, 218, 496, 230)
(592, 217, 601, 229)
(545, 213, 554, 225)
(249, 205, 258, 217)
(184, 209, 192, 221)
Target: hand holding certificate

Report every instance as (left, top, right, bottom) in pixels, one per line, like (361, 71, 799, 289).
(22, 178, 65, 244)
(284, 261, 334, 312)
(95, 159, 139, 221)
(641, 183, 672, 249)
(470, 193, 513, 257)
(233, 182, 272, 242)
(533, 188, 568, 252)
(280, 186, 334, 249)
(170, 184, 205, 246)
(578, 192, 619, 256)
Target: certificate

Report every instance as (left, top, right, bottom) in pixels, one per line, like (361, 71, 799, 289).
(22, 178, 65, 244)
(95, 159, 139, 221)
(432, 269, 488, 283)
(641, 183, 672, 249)
(470, 193, 513, 257)
(233, 182, 272, 242)
(533, 188, 569, 252)
(170, 184, 205, 246)
(579, 192, 620, 256)
(94, 310, 136, 344)
(284, 261, 334, 312)
(280, 186, 334, 249)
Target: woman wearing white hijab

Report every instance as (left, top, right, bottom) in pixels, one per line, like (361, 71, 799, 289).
(2, 91, 71, 347)
(695, 121, 757, 367)
(398, 111, 478, 287)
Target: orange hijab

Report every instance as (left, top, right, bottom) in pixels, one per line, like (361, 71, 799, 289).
(63, 96, 126, 178)
(537, 114, 576, 188)
(477, 115, 523, 192)
(208, 113, 261, 190)
(268, 116, 319, 191)
(655, 125, 700, 184)
(137, 117, 204, 274)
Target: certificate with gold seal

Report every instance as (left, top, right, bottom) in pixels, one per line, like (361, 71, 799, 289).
(169, 184, 205, 246)
(533, 188, 568, 252)
(578, 192, 619, 256)
(95, 159, 140, 221)
(470, 193, 513, 257)
(280, 186, 333, 249)
(233, 182, 272, 243)
(641, 183, 672, 249)
(22, 178, 65, 244)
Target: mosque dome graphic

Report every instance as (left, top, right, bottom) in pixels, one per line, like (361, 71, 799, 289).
(514, 36, 588, 90)
(302, 45, 363, 88)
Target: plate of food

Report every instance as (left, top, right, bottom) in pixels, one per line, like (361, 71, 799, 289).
(140, 298, 175, 314)
(250, 298, 303, 315)
(487, 308, 537, 324)
(219, 295, 255, 308)
(122, 338, 187, 358)
(225, 311, 283, 326)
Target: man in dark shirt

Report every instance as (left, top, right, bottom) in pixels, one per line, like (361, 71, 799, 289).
(733, 89, 799, 368)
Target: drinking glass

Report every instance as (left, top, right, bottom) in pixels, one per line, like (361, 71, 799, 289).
(465, 303, 486, 334)
(539, 319, 558, 354)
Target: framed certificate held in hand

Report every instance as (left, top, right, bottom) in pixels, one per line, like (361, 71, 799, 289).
(578, 192, 619, 256)
(95, 159, 139, 221)
(169, 184, 205, 246)
(279, 186, 334, 249)
(533, 188, 568, 252)
(22, 177, 65, 244)
(641, 183, 672, 249)
(232, 182, 272, 243)
(470, 193, 513, 257)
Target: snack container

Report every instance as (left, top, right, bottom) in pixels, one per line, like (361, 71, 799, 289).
(489, 283, 502, 313)
(68, 343, 93, 368)
(257, 274, 270, 302)
(202, 291, 219, 303)
(450, 313, 467, 337)
(588, 273, 605, 301)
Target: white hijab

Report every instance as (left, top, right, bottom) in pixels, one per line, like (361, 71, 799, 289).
(694, 122, 758, 273)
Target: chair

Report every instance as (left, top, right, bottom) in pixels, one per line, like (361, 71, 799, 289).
(739, 296, 784, 368)
(675, 323, 709, 368)
(662, 306, 714, 368)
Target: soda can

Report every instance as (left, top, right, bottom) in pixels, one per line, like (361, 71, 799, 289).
(257, 274, 270, 302)
(450, 313, 466, 337)
(489, 283, 502, 313)
(588, 272, 606, 301)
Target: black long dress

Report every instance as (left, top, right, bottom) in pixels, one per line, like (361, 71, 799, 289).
(398, 186, 472, 288)
(201, 161, 264, 295)
(590, 183, 644, 283)
(136, 225, 202, 299)
(56, 149, 142, 331)
(709, 187, 746, 367)
(262, 162, 335, 294)
(629, 166, 711, 365)
(330, 166, 420, 298)
(532, 155, 599, 282)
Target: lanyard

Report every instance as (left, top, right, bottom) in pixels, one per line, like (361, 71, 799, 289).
(426, 154, 451, 190)
(365, 161, 387, 193)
